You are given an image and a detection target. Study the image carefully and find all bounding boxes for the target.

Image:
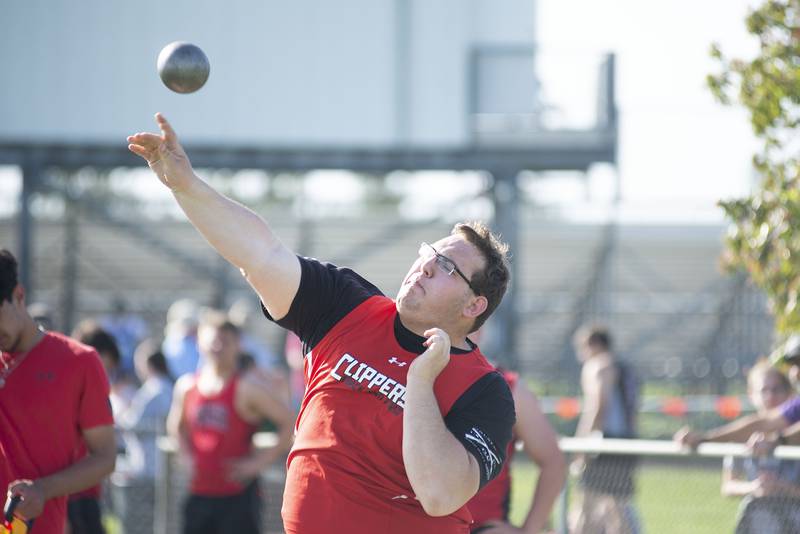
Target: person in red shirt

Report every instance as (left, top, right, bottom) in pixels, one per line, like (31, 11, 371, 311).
(467, 369, 566, 533)
(68, 321, 133, 534)
(0, 249, 116, 533)
(167, 310, 294, 534)
(128, 114, 516, 534)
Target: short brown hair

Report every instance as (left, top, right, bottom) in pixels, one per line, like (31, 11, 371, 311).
(574, 324, 613, 351)
(451, 221, 510, 333)
(72, 319, 122, 366)
(0, 249, 18, 304)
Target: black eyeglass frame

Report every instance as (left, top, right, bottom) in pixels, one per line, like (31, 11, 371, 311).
(419, 242, 480, 295)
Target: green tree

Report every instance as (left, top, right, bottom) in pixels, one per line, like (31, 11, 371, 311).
(711, 0, 800, 334)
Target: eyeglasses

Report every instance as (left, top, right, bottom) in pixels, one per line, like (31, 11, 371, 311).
(418, 242, 479, 294)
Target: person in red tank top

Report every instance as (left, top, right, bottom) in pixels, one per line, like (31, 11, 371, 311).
(167, 310, 294, 534)
(129, 115, 517, 534)
(0, 249, 116, 533)
(467, 369, 566, 533)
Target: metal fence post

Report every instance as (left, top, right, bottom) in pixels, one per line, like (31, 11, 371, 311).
(558, 452, 571, 534)
(155, 437, 173, 534)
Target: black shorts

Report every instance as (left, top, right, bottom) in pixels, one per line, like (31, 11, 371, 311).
(183, 481, 262, 534)
(579, 454, 637, 497)
(67, 496, 106, 534)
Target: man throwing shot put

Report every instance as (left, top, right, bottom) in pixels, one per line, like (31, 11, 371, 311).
(128, 114, 515, 534)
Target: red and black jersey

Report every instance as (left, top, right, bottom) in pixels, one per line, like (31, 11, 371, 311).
(265, 257, 515, 534)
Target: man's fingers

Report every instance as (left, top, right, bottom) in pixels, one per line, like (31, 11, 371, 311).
(127, 144, 150, 158)
(155, 112, 176, 141)
(127, 132, 163, 148)
(423, 328, 447, 339)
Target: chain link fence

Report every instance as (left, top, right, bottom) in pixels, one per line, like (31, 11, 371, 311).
(104, 434, 285, 534)
(546, 439, 800, 534)
(100, 434, 800, 534)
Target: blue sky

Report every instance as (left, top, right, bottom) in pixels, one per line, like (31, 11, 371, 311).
(532, 0, 761, 221)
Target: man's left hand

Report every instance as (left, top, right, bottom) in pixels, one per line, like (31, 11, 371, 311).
(7, 480, 45, 520)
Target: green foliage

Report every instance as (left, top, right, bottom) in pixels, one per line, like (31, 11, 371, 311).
(712, 1, 800, 333)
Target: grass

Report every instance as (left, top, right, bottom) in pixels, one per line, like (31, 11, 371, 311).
(509, 460, 741, 533)
(103, 460, 743, 534)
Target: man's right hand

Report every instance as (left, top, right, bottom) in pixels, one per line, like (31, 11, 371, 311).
(7, 480, 45, 521)
(127, 113, 195, 193)
(408, 328, 451, 384)
(674, 426, 704, 449)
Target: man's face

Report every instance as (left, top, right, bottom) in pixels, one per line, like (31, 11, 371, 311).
(198, 325, 240, 367)
(396, 235, 484, 327)
(0, 288, 26, 353)
(573, 338, 593, 363)
(749, 371, 791, 412)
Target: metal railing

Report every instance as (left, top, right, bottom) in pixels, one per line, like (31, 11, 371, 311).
(555, 437, 800, 534)
(103, 434, 800, 534)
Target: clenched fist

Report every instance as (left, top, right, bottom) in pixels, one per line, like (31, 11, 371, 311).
(408, 328, 451, 384)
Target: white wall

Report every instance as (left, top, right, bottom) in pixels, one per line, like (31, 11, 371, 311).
(0, 0, 535, 147)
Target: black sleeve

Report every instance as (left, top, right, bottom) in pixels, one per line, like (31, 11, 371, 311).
(444, 371, 516, 488)
(261, 256, 383, 353)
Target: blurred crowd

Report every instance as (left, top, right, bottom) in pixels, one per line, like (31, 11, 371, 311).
(17, 291, 800, 534)
(23, 295, 301, 534)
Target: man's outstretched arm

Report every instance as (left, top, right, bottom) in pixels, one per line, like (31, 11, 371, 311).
(675, 410, 789, 448)
(127, 113, 300, 319)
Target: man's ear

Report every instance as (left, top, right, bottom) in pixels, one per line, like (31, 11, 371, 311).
(464, 295, 488, 319)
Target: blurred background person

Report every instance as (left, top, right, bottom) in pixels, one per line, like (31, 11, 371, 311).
(112, 338, 174, 534)
(228, 296, 280, 370)
(467, 367, 566, 534)
(70, 320, 136, 534)
(572, 325, 640, 534)
(167, 310, 294, 534)
(27, 301, 54, 332)
(720, 360, 800, 534)
(162, 298, 201, 380)
(73, 319, 138, 415)
(770, 334, 800, 389)
(229, 296, 291, 410)
(283, 331, 306, 412)
(674, 337, 800, 449)
(100, 296, 149, 376)
(117, 338, 174, 478)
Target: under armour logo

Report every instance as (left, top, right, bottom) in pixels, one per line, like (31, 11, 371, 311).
(388, 357, 407, 367)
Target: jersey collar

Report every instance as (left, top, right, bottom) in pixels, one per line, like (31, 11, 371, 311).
(393, 314, 475, 355)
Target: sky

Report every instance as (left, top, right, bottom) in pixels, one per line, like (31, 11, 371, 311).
(0, 0, 763, 224)
(533, 0, 762, 222)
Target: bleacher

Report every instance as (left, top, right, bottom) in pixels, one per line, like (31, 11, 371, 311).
(0, 212, 774, 389)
